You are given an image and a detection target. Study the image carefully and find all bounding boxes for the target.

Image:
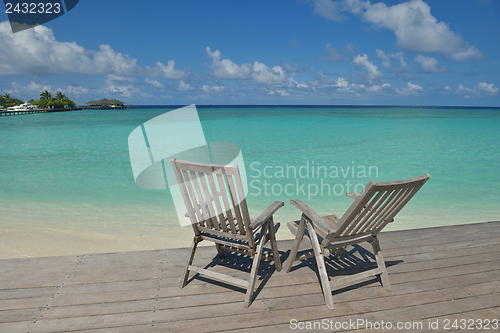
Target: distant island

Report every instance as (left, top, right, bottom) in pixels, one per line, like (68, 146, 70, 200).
(1, 93, 130, 116)
(0, 90, 76, 111)
(83, 98, 131, 110)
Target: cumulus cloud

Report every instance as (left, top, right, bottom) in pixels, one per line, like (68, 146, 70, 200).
(477, 82, 499, 95)
(202, 85, 224, 93)
(309, 0, 344, 21)
(376, 49, 410, 73)
(353, 54, 383, 80)
(205, 47, 288, 85)
(205, 47, 252, 79)
(178, 80, 194, 91)
(309, 0, 483, 62)
(396, 82, 424, 95)
(282, 62, 307, 73)
(64, 85, 88, 95)
(311, 69, 330, 84)
(0, 21, 187, 78)
(99, 75, 140, 98)
(145, 78, 165, 89)
(251, 62, 287, 85)
(414, 55, 446, 73)
(455, 82, 499, 96)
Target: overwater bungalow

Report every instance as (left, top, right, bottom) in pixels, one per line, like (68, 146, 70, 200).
(84, 98, 131, 109)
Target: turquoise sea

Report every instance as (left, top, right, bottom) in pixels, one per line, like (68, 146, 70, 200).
(1, 106, 499, 258)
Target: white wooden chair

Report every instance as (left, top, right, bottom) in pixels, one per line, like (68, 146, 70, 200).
(171, 158, 283, 307)
(283, 174, 430, 309)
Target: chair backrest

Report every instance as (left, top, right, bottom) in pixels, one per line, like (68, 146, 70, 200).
(171, 158, 254, 245)
(327, 174, 430, 243)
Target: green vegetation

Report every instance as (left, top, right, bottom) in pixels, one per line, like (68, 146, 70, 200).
(0, 91, 76, 110)
(0, 93, 23, 107)
(32, 90, 76, 109)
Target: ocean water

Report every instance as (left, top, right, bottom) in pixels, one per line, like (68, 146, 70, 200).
(1, 106, 499, 258)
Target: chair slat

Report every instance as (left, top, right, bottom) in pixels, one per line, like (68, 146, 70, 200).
(373, 185, 416, 231)
(233, 166, 253, 244)
(226, 173, 246, 235)
(189, 170, 214, 228)
(181, 169, 205, 226)
(198, 171, 220, 230)
(356, 190, 393, 234)
(216, 173, 237, 233)
(360, 189, 398, 233)
(344, 191, 384, 236)
(207, 174, 228, 232)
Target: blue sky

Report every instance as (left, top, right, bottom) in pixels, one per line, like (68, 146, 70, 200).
(1, 0, 499, 106)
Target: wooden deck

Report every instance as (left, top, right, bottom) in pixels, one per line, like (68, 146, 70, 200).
(1, 221, 499, 332)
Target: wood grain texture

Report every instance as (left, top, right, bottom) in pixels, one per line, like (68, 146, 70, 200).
(0, 221, 498, 332)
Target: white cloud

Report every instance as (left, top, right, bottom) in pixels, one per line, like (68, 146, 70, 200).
(202, 85, 224, 93)
(353, 54, 383, 80)
(396, 81, 424, 95)
(477, 82, 499, 95)
(148, 60, 187, 79)
(455, 82, 499, 96)
(275, 90, 290, 96)
(251, 62, 287, 85)
(0, 21, 187, 78)
(310, 0, 484, 62)
(178, 80, 194, 91)
(282, 62, 306, 73)
(99, 75, 140, 98)
(311, 69, 329, 84)
(449, 46, 484, 63)
(205, 47, 252, 79)
(310, 0, 344, 21)
(334, 77, 350, 88)
(376, 49, 409, 72)
(288, 39, 301, 46)
(414, 55, 446, 73)
(145, 78, 165, 89)
(63, 85, 88, 95)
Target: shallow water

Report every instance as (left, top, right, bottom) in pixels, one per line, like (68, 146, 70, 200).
(1, 106, 499, 258)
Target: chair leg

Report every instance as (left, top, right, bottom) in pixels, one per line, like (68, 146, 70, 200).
(215, 244, 226, 258)
(371, 238, 391, 291)
(267, 217, 282, 272)
(306, 220, 334, 310)
(283, 215, 307, 273)
(180, 237, 199, 289)
(245, 223, 268, 308)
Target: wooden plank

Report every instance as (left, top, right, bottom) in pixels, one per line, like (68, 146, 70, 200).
(0, 221, 499, 333)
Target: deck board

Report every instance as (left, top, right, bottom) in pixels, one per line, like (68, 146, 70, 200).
(1, 221, 499, 332)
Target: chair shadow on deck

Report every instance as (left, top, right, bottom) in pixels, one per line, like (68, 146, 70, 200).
(186, 247, 284, 302)
(283, 244, 404, 297)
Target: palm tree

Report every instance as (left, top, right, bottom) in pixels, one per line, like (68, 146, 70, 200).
(55, 91, 68, 101)
(3, 93, 11, 102)
(40, 90, 53, 100)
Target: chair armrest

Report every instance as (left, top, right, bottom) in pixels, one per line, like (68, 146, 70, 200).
(250, 201, 284, 230)
(346, 192, 359, 200)
(290, 199, 335, 235)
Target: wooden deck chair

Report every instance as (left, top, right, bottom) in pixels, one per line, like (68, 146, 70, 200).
(171, 158, 283, 307)
(283, 174, 430, 309)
